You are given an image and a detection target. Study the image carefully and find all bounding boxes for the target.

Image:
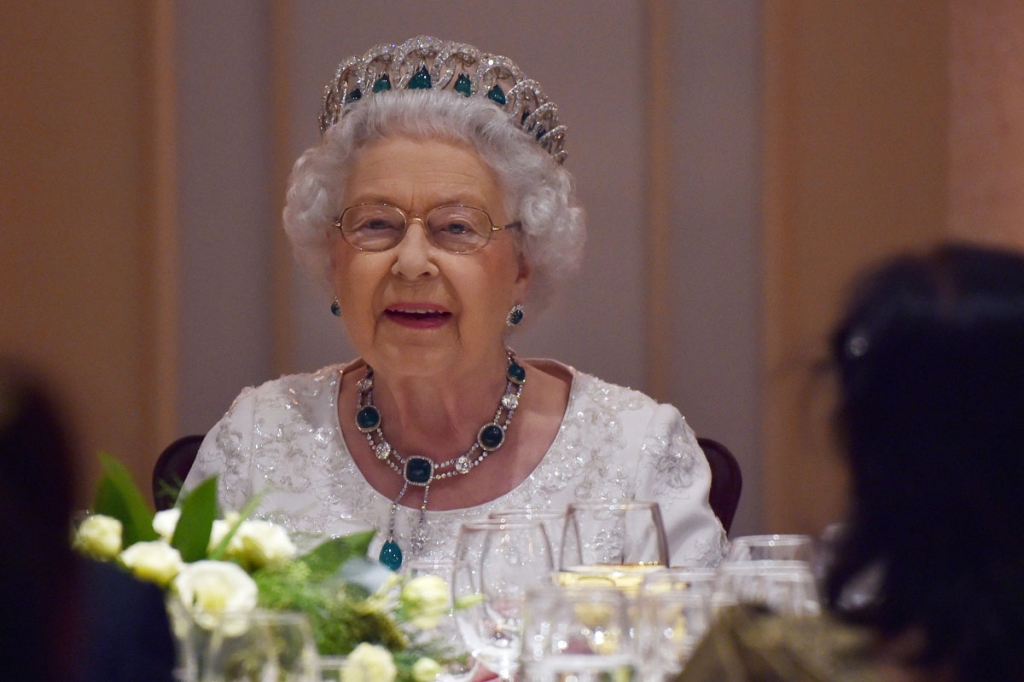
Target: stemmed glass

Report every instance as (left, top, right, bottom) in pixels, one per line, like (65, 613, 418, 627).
(403, 558, 476, 682)
(724, 534, 815, 563)
(518, 584, 637, 681)
(711, 561, 821, 617)
(488, 508, 567, 558)
(172, 607, 319, 682)
(559, 501, 668, 591)
(451, 519, 554, 681)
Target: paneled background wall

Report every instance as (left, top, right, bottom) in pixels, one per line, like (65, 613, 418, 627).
(4, 1, 1023, 536)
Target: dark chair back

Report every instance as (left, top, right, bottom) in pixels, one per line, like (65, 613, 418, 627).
(152, 434, 203, 511)
(697, 436, 742, 534)
(152, 433, 744, 526)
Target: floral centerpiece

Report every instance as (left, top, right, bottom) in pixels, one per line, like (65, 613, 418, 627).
(73, 455, 460, 682)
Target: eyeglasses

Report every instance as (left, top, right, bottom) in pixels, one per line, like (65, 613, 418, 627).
(333, 203, 521, 254)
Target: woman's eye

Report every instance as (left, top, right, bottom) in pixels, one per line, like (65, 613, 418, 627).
(441, 221, 471, 235)
(359, 218, 400, 232)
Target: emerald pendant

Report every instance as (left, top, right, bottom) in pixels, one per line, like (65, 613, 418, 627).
(507, 360, 526, 385)
(380, 540, 402, 570)
(356, 405, 381, 432)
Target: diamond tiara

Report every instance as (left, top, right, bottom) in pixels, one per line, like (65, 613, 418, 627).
(319, 35, 567, 164)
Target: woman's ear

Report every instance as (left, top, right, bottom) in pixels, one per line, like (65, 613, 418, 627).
(514, 250, 532, 290)
(327, 228, 338, 272)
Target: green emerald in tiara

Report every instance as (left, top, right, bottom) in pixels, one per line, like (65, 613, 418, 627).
(372, 73, 392, 93)
(408, 66, 432, 89)
(487, 84, 506, 106)
(319, 36, 569, 164)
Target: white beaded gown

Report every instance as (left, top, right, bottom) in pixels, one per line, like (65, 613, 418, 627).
(183, 360, 728, 567)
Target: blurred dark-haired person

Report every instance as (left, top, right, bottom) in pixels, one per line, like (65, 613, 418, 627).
(0, 362, 175, 682)
(679, 243, 1024, 682)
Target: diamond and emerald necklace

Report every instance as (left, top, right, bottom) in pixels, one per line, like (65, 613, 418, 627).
(355, 349, 526, 570)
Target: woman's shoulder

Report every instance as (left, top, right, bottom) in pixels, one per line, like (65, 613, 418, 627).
(226, 364, 350, 410)
(527, 358, 661, 415)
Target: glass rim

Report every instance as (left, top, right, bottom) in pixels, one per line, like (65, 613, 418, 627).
(488, 508, 566, 520)
(716, 559, 815, 574)
(459, 517, 550, 530)
(565, 500, 662, 512)
(729, 533, 813, 545)
(641, 567, 717, 582)
(526, 582, 629, 600)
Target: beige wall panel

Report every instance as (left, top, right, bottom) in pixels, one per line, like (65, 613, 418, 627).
(763, 2, 949, 533)
(950, 0, 1024, 248)
(1, 3, 159, 504)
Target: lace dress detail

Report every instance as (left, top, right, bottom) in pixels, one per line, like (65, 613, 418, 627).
(184, 362, 727, 567)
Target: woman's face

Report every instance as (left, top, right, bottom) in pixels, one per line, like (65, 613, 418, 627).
(332, 136, 530, 379)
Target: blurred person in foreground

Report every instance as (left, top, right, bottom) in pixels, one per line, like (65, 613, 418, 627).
(184, 36, 726, 570)
(0, 362, 175, 682)
(678, 243, 1024, 682)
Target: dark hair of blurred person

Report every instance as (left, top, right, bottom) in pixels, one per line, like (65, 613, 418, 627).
(824, 243, 1024, 682)
(679, 243, 1024, 682)
(0, 362, 81, 681)
(0, 361, 176, 682)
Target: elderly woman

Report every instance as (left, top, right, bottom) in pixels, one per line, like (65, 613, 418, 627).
(184, 36, 726, 570)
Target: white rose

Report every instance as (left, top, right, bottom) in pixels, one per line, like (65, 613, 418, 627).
(152, 508, 181, 541)
(120, 540, 184, 587)
(234, 519, 297, 569)
(73, 514, 123, 560)
(401, 574, 450, 629)
(411, 657, 442, 682)
(208, 512, 243, 555)
(341, 643, 397, 682)
(172, 560, 259, 632)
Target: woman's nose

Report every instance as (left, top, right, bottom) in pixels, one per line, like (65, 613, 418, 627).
(391, 219, 439, 279)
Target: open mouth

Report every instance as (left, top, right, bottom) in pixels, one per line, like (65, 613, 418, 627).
(384, 307, 452, 326)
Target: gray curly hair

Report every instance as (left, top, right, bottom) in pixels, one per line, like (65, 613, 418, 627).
(282, 89, 585, 315)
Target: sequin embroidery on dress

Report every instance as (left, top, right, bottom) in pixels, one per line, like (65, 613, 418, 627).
(183, 362, 728, 567)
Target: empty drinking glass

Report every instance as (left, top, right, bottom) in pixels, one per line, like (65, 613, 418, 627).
(488, 508, 567, 558)
(451, 519, 553, 680)
(711, 561, 821, 617)
(403, 558, 475, 682)
(725, 534, 815, 563)
(518, 584, 637, 682)
(635, 587, 710, 680)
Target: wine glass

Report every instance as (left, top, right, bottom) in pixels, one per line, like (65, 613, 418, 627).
(559, 501, 668, 592)
(316, 656, 345, 681)
(488, 508, 567, 557)
(640, 567, 717, 598)
(403, 558, 475, 682)
(174, 608, 319, 682)
(635, 586, 710, 680)
(518, 584, 637, 681)
(724, 534, 815, 563)
(711, 561, 821, 617)
(451, 519, 554, 681)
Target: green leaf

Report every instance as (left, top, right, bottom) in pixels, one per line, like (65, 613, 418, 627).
(298, 530, 375, 579)
(92, 453, 158, 546)
(171, 476, 217, 562)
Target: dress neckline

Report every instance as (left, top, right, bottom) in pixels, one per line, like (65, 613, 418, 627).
(327, 358, 579, 516)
